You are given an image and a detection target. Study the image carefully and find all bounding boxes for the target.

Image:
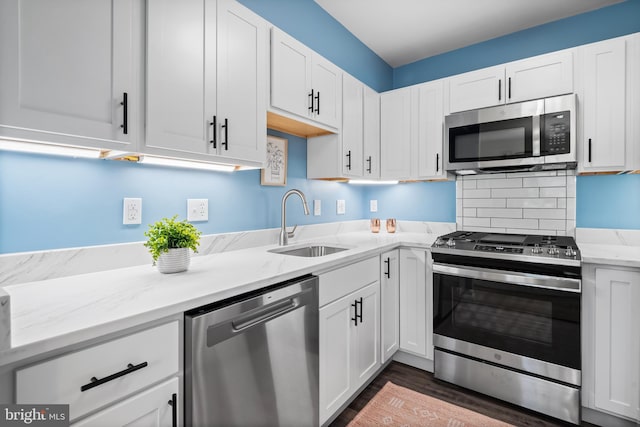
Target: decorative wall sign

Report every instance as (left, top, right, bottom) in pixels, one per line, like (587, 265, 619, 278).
(261, 135, 288, 186)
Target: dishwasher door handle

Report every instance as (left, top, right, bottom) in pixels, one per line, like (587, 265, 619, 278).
(232, 298, 299, 332)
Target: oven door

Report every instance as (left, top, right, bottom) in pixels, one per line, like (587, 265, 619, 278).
(433, 263, 581, 385)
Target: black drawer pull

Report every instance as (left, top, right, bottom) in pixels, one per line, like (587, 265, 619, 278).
(384, 257, 391, 278)
(351, 300, 358, 326)
(508, 77, 512, 99)
(588, 138, 592, 163)
(80, 361, 148, 392)
(120, 92, 128, 135)
(210, 115, 217, 149)
(498, 79, 501, 101)
(221, 118, 228, 150)
(436, 153, 440, 172)
(315, 91, 320, 114)
(357, 297, 363, 323)
(168, 393, 177, 427)
(308, 89, 314, 112)
(366, 156, 372, 174)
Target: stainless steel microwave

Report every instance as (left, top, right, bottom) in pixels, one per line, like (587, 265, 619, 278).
(444, 94, 576, 174)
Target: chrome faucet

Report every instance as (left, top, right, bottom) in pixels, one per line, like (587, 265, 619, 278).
(279, 189, 310, 246)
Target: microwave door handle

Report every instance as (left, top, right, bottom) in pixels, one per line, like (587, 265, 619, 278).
(532, 114, 541, 156)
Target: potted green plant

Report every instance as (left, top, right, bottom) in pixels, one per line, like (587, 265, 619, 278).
(144, 215, 202, 273)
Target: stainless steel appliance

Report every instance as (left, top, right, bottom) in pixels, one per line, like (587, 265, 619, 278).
(445, 94, 576, 174)
(185, 275, 319, 427)
(431, 231, 581, 424)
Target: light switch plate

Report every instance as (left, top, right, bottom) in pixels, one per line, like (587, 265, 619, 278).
(187, 199, 208, 222)
(336, 199, 346, 215)
(313, 200, 321, 216)
(123, 198, 142, 225)
(370, 200, 378, 212)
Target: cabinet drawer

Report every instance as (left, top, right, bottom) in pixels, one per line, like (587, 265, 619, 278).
(319, 257, 380, 306)
(17, 321, 179, 422)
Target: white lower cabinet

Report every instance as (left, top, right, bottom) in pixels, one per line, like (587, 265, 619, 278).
(583, 264, 640, 422)
(72, 378, 178, 427)
(381, 250, 400, 362)
(319, 257, 380, 425)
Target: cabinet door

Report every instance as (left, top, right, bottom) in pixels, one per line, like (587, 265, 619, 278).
(311, 55, 342, 129)
(579, 38, 626, 171)
(341, 74, 363, 177)
(363, 86, 381, 179)
(216, 0, 267, 163)
(380, 88, 412, 179)
(416, 81, 444, 179)
(594, 268, 640, 420)
(505, 50, 573, 103)
(319, 294, 353, 425)
(381, 250, 400, 362)
(72, 378, 178, 427)
(0, 0, 138, 150)
(399, 248, 427, 356)
(448, 65, 504, 113)
(353, 282, 380, 389)
(270, 28, 312, 120)
(146, 0, 215, 155)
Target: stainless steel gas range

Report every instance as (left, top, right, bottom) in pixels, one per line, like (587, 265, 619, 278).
(431, 231, 581, 425)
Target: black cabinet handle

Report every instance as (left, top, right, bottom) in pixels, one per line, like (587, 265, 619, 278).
(120, 92, 128, 135)
(80, 361, 148, 392)
(221, 118, 228, 150)
(346, 150, 352, 170)
(384, 257, 391, 278)
(357, 297, 363, 323)
(308, 89, 314, 112)
(498, 79, 501, 101)
(210, 115, 217, 149)
(168, 393, 177, 427)
(315, 91, 320, 114)
(508, 77, 512, 99)
(366, 156, 372, 174)
(436, 153, 440, 172)
(351, 300, 358, 326)
(588, 138, 592, 163)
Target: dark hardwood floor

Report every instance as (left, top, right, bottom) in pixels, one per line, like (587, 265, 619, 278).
(330, 361, 599, 427)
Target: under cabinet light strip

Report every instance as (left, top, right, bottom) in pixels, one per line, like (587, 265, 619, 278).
(0, 139, 102, 158)
(139, 155, 236, 172)
(349, 180, 399, 185)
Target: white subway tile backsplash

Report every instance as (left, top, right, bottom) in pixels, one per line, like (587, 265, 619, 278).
(507, 171, 558, 178)
(477, 208, 523, 218)
(492, 188, 539, 198)
(539, 187, 566, 198)
(566, 198, 576, 220)
(567, 178, 576, 197)
(492, 218, 539, 229)
(506, 228, 557, 236)
(456, 199, 463, 214)
(522, 176, 566, 188)
(464, 173, 507, 180)
(464, 217, 491, 227)
(465, 226, 507, 233)
(464, 198, 506, 208)
(476, 178, 523, 189)
(463, 180, 477, 189)
(463, 208, 477, 217)
(456, 180, 463, 198)
(539, 219, 566, 230)
(507, 198, 557, 208)
(463, 189, 492, 198)
(557, 198, 567, 209)
(523, 209, 566, 219)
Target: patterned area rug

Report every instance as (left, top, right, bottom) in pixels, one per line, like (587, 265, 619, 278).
(347, 381, 515, 426)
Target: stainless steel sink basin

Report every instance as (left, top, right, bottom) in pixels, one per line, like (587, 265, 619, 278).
(269, 245, 349, 257)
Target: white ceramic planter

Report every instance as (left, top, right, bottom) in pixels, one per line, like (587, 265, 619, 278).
(156, 248, 190, 274)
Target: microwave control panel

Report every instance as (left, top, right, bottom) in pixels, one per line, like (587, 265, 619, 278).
(541, 110, 570, 155)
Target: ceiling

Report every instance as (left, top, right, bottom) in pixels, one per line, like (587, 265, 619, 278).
(314, 0, 624, 67)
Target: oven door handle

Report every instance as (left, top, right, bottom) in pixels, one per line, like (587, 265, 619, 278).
(433, 263, 581, 293)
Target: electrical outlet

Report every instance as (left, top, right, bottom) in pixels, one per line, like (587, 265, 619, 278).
(123, 198, 142, 225)
(187, 199, 208, 222)
(336, 199, 346, 215)
(370, 200, 378, 212)
(313, 200, 321, 216)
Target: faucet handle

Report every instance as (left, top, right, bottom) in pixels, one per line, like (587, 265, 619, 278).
(287, 224, 298, 238)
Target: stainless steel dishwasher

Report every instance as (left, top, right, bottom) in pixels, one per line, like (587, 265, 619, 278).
(185, 275, 319, 427)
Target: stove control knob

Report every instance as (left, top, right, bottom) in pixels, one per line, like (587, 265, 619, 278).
(446, 238, 456, 247)
(532, 244, 542, 254)
(547, 245, 559, 255)
(565, 246, 577, 257)
(434, 238, 445, 246)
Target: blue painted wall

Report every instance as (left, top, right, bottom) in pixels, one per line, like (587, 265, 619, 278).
(576, 174, 640, 229)
(393, 0, 640, 88)
(237, 0, 393, 92)
(0, 130, 364, 254)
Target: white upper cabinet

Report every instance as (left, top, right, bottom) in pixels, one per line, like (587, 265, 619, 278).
(414, 80, 445, 179)
(363, 86, 381, 179)
(577, 35, 640, 173)
(0, 0, 141, 151)
(380, 87, 412, 180)
(271, 28, 342, 130)
(448, 50, 573, 113)
(146, 0, 266, 166)
(341, 73, 364, 177)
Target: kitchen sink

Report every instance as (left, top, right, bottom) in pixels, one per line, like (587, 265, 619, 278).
(269, 245, 349, 257)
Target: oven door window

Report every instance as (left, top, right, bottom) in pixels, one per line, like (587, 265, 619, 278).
(433, 273, 580, 369)
(449, 117, 533, 162)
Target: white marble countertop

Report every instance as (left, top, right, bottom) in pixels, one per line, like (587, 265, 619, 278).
(0, 231, 437, 368)
(579, 244, 640, 268)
